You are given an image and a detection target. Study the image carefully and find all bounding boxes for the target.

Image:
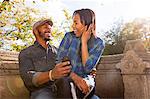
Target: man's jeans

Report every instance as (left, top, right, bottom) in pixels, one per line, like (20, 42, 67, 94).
(56, 77, 100, 99)
(30, 79, 100, 99)
(30, 87, 56, 99)
(91, 95, 100, 99)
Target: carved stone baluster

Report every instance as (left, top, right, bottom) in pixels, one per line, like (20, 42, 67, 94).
(116, 40, 150, 99)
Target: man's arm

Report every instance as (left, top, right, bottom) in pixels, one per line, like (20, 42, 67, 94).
(19, 50, 71, 88)
(19, 51, 36, 90)
(32, 61, 71, 86)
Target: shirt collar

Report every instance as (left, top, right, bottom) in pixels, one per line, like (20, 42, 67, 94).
(34, 41, 50, 50)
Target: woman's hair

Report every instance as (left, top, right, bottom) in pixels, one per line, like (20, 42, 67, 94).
(73, 8, 95, 30)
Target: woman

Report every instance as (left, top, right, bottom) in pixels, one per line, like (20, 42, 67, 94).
(56, 8, 105, 99)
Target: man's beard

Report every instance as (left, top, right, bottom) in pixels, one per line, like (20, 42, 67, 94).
(44, 38, 50, 41)
(39, 32, 51, 41)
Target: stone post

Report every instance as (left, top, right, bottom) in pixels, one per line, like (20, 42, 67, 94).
(116, 39, 150, 99)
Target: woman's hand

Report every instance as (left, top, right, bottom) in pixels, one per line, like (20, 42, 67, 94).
(81, 24, 94, 43)
(70, 72, 90, 94)
(81, 24, 94, 66)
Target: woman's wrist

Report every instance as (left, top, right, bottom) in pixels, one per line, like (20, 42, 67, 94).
(82, 38, 88, 44)
(70, 72, 77, 81)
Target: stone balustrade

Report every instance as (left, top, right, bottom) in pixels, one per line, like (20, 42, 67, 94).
(117, 40, 150, 99)
(0, 39, 150, 99)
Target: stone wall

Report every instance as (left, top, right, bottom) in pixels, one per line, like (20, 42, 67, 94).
(0, 39, 150, 99)
(95, 54, 124, 98)
(0, 51, 29, 99)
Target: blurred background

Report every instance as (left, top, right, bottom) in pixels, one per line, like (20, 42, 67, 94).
(0, 0, 150, 55)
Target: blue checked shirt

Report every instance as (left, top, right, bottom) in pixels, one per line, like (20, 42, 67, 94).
(56, 31, 105, 77)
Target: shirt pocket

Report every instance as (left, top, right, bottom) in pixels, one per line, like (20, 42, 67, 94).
(32, 56, 47, 71)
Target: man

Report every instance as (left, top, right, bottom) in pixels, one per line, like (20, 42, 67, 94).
(19, 19, 71, 99)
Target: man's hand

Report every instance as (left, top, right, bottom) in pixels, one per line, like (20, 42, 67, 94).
(51, 61, 71, 80)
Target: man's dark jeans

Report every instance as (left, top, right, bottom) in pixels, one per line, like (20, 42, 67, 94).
(30, 86, 57, 99)
(56, 77, 100, 99)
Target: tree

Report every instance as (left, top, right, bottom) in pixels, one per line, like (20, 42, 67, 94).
(0, 1, 38, 51)
(103, 18, 150, 55)
(120, 18, 150, 51)
(103, 19, 125, 55)
(0, 0, 72, 51)
(49, 9, 72, 47)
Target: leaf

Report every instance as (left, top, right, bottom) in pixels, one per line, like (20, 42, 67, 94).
(42, 0, 48, 2)
(32, 1, 36, 4)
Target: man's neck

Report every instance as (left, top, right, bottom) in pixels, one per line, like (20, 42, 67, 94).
(36, 39, 48, 49)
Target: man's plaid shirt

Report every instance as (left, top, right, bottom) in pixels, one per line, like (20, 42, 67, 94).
(56, 31, 105, 77)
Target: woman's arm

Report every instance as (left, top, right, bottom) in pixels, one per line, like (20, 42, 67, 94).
(70, 72, 90, 94)
(81, 25, 92, 66)
(84, 40, 105, 73)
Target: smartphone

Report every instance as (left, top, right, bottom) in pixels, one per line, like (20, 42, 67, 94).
(62, 56, 71, 76)
(62, 56, 70, 62)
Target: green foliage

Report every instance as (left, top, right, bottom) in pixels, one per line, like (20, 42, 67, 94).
(103, 18, 150, 55)
(103, 19, 124, 55)
(0, 1, 38, 51)
(120, 20, 143, 40)
(103, 19, 123, 45)
(49, 9, 72, 47)
(103, 41, 125, 55)
(0, 1, 72, 52)
(42, 0, 48, 2)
